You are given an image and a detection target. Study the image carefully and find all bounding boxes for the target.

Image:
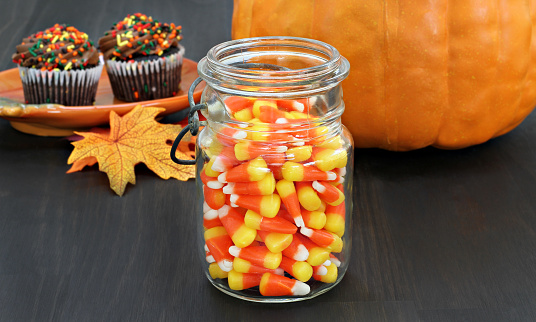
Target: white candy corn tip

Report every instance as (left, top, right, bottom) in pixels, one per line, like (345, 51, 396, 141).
(323, 260, 332, 267)
(293, 102, 305, 113)
(228, 246, 240, 257)
(206, 255, 215, 263)
(315, 265, 328, 276)
(275, 145, 288, 153)
(312, 181, 326, 193)
(294, 244, 309, 262)
(233, 131, 247, 139)
(207, 181, 224, 189)
(203, 209, 219, 220)
(275, 118, 289, 124)
(204, 244, 210, 252)
(292, 280, 310, 295)
(294, 216, 305, 228)
(338, 167, 347, 176)
(326, 172, 337, 181)
(330, 256, 341, 267)
(219, 259, 233, 272)
(211, 158, 227, 173)
(300, 227, 313, 237)
(229, 194, 239, 205)
(203, 201, 213, 213)
(222, 183, 234, 194)
(217, 172, 228, 183)
(217, 205, 231, 218)
(274, 268, 285, 276)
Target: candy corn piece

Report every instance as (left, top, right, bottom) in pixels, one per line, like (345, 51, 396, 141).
(233, 257, 284, 276)
(329, 253, 342, 267)
(200, 168, 224, 189)
(281, 234, 309, 262)
(203, 207, 222, 229)
(312, 181, 345, 206)
(229, 245, 282, 270)
(259, 273, 310, 296)
(285, 146, 312, 162)
(244, 210, 297, 234)
(204, 158, 222, 177)
(315, 135, 343, 150)
(252, 100, 277, 118)
(209, 263, 229, 279)
(324, 201, 346, 237)
(256, 230, 293, 253)
(296, 234, 330, 266)
(205, 247, 215, 263)
(311, 147, 348, 171)
(275, 179, 304, 227)
(312, 262, 338, 283)
(276, 99, 306, 113)
(279, 256, 313, 282)
(211, 146, 240, 172)
(224, 96, 254, 114)
(233, 107, 254, 122)
(282, 162, 337, 182)
(234, 141, 288, 161)
(227, 270, 263, 290)
(258, 104, 287, 123)
(204, 226, 234, 272)
(301, 210, 326, 230)
(218, 156, 270, 183)
(223, 173, 276, 195)
(218, 205, 257, 248)
(216, 127, 248, 147)
(312, 264, 328, 276)
(203, 185, 226, 210)
(295, 181, 322, 211)
(300, 227, 343, 253)
(229, 194, 281, 218)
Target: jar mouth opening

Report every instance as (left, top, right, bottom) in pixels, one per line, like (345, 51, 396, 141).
(197, 36, 350, 96)
(207, 37, 341, 79)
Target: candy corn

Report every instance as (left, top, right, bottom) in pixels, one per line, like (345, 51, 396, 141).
(228, 270, 263, 290)
(204, 226, 234, 272)
(218, 205, 257, 248)
(229, 194, 281, 218)
(218, 156, 270, 183)
(229, 245, 282, 270)
(279, 256, 313, 282)
(259, 273, 310, 296)
(282, 162, 337, 182)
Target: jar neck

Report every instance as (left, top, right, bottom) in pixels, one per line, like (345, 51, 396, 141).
(197, 37, 350, 98)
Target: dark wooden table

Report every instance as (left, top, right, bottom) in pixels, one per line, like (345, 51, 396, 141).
(1, 1, 536, 321)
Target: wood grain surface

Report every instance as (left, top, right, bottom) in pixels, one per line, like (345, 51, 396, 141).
(1, 1, 536, 321)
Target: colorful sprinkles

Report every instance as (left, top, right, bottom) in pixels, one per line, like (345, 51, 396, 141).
(99, 13, 182, 61)
(12, 24, 98, 71)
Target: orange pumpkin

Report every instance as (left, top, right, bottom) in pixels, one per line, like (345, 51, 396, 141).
(232, 0, 536, 150)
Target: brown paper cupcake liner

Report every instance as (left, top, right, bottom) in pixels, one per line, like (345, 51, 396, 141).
(105, 45, 184, 102)
(18, 62, 103, 106)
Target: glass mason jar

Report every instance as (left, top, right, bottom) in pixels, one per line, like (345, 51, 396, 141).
(191, 36, 352, 302)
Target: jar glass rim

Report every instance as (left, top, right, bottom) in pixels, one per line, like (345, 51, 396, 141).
(197, 36, 349, 96)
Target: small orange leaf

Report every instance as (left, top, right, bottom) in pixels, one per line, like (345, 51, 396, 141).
(67, 105, 196, 196)
(66, 156, 98, 173)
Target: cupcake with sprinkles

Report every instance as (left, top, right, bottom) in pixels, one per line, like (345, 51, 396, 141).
(98, 13, 184, 102)
(12, 24, 103, 106)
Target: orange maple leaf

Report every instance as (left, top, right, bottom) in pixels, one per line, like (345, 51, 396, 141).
(67, 105, 196, 196)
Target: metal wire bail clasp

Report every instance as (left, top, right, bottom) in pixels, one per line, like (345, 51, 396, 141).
(170, 77, 206, 165)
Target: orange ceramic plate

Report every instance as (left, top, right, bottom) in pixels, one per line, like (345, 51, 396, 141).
(0, 58, 204, 136)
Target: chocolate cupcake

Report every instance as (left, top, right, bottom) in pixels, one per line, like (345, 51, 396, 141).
(12, 24, 103, 106)
(98, 13, 184, 102)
